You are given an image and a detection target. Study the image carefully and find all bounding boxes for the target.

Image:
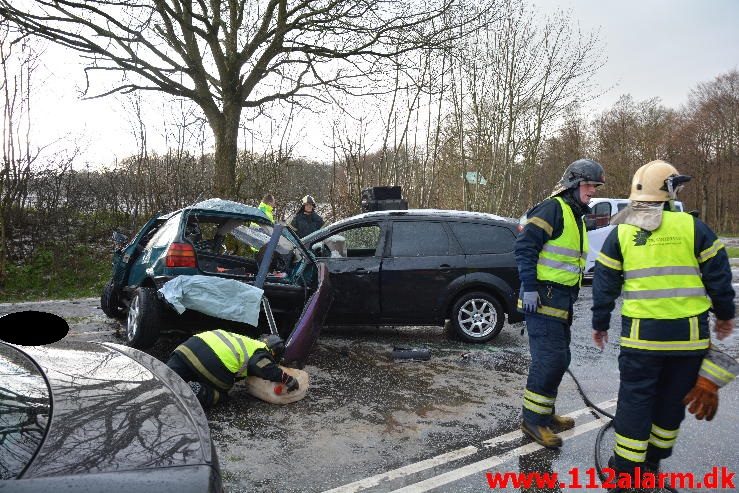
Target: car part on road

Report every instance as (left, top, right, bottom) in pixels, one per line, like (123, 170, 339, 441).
(126, 287, 162, 349)
(391, 347, 431, 361)
(101, 281, 126, 320)
(450, 292, 504, 343)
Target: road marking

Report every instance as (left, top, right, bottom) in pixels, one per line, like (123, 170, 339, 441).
(322, 401, 615, 493)
(320, 446, 479, 493)
(390, 419, 606, 493)
(482, 398, 616, 448)
(68, 330, 117, 336)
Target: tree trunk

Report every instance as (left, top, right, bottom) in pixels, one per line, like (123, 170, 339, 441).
(210, 102, 242, 199)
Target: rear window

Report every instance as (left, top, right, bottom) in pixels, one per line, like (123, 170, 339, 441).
(449, 222, 515, 254)
(0, 343, 50, 479)
(390, 221, 449, 257)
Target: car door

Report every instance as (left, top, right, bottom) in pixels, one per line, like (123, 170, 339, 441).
(380, 219, 463, 323)
(310, 221, 386, 324)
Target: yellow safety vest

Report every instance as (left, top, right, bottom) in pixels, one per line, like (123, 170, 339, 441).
(196, 330, 268, 378)
(535, 196, 587, 287)
(258, 202, 274, 223)
(618, 211, 711, 319)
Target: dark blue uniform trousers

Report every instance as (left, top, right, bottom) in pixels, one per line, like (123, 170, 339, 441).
(522, 314, 571, 426)
(613, 352, 702, 472)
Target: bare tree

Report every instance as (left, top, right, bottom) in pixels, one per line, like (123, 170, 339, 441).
(0, 0, 497, 198)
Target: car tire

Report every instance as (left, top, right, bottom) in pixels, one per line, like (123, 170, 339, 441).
(101, 281, 126, 320)
(450, 291, 504, 343)
(126, 287, 161, 349)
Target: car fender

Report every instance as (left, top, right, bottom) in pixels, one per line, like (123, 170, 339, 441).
(443, 272, 518, 317)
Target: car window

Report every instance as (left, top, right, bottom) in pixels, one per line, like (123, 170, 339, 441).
(0, 343, 51, 479)
(146, 213, 182, 249)
(616, 202, 628, 212)
(390, 221, 449, 257)
(315, 225, 381, 258)
(449, 222, 514, 254)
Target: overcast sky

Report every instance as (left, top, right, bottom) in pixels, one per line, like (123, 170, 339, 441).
(33, 0, 739, 167)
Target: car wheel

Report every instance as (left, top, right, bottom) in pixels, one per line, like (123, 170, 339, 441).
(126, 287, 161, 349)
(451, 292, 504, 343)
(100, 281, 126, 320)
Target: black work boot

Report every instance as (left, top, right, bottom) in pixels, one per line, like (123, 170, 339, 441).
(520, 420, 563, 448)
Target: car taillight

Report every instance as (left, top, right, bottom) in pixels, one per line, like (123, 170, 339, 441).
(166, 242, 196, 268)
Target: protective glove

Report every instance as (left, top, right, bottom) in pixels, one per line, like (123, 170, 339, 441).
(521, 291, 540, 313)
(281, 372, 300, 392)
(683, 376, 719, 421)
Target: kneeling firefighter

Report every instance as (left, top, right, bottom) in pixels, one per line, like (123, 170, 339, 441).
(167, 331, 299, 407)
(591, 160, 735, 474)
(516, 158, 606, 448)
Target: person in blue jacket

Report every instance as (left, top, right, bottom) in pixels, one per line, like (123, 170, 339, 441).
(516, 158, 606, 448)
(591, 160, 735, 475)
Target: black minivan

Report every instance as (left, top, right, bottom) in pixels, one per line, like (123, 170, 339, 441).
(302, 210, 523, 343)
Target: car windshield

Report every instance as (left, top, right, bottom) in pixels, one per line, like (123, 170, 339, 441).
(0, 343, 51, 479)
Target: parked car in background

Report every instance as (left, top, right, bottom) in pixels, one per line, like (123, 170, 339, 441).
(0, 340, 222, 492)
(584, 198, 684, 277)
(100, 199, 331, 367)
(301, 210, 524, 343)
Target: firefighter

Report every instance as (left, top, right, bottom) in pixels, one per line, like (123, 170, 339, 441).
(516, 158, 606, 448)
(166, 331, 299, 407)
(290, 195, 324, 237)
(591, 160, 735, 474)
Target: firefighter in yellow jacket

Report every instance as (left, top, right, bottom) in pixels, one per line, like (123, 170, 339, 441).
(591, 160, 735, 474)
(167, 331, 299, 407)
(516, 158, 606, 448)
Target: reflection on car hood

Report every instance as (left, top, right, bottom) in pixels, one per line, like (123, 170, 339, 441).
(189, 198, 264, 218)
(21, 341, 213, 478)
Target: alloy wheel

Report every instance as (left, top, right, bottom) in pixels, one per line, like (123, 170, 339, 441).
(127, 293, 140, 341)
(457, 298, 498, 339)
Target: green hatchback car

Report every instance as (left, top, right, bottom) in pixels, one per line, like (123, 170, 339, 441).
(101, 199, 330, 367)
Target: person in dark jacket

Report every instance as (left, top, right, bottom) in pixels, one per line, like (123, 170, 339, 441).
(290, 194, 325, 237)
(516, 158, 606, 448)
(591, 160, 735, 475)
(167, 331, 299, 407)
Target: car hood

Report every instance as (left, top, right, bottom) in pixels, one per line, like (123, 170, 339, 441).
(20, 341, 214, 478)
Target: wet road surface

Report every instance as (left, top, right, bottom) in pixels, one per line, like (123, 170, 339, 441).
(2, 265, 738, 492)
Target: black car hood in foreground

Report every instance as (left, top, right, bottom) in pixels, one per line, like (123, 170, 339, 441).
(2, 341, 220, 492)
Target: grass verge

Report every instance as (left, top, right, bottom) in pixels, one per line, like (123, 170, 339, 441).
(1, 244, 110, 302)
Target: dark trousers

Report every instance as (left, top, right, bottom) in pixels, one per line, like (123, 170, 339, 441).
(167, 351, 223, 407)
(522, 314, 572, 426)
(613, 352, 702, 471)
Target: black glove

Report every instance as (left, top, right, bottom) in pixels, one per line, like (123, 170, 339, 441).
(281, 372, 299, 392)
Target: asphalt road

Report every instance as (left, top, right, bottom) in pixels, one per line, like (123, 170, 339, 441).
(2, 265, 738, 493)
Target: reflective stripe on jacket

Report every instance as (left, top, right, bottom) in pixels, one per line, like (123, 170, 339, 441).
(195, 330, 268, 378)
(535, 196, 587, 287)
(618, 211, 711, 320)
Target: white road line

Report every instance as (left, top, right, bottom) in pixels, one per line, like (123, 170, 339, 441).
(482, 398, 616, 448)
(322, 401, 615, 493)
(320, 446, 479, 493)
(389, 419, 606, 493)
(68, 330, 117, 336)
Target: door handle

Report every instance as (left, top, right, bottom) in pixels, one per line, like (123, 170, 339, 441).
(439, 264, 451, 272)
(354, 268, 368, 274)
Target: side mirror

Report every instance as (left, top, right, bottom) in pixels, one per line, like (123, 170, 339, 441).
(112, 231, 129, 250)
(584, 215, 598, 231)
